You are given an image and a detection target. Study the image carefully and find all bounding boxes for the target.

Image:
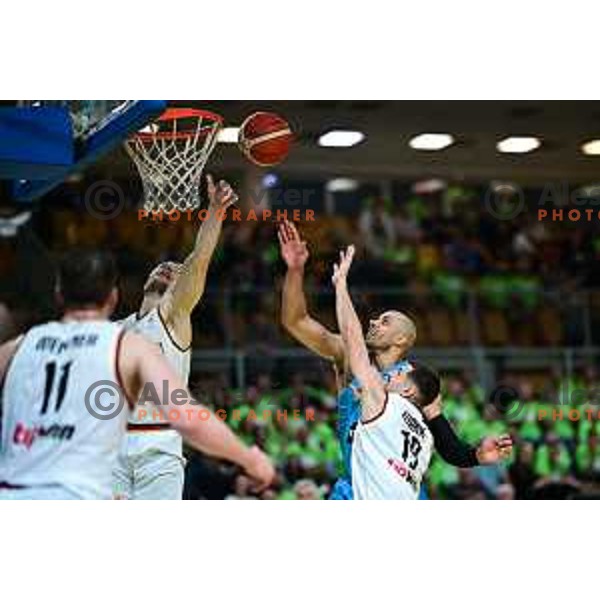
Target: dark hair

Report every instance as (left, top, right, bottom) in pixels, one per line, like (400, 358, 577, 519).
(407, 362, 441, 407)
(57, 250, 118, 309)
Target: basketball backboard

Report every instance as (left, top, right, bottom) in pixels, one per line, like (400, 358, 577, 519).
(0, 101, 167, 203)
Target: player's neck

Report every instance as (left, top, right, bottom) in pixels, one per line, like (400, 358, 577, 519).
(374, 347, 405, 370)
(139, 294, 161, 318)
(62, 308, 107, 322)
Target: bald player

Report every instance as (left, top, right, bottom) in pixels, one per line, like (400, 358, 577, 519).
(278, 220, 512, 500)
(113, 175, 237, 500)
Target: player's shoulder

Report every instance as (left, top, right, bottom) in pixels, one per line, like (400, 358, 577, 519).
(116, 328, 162, 378)
(27, 320, 123, 348)
(394, 395, 433, 442)
(116, 313, 133, 327)
(120, 327, 157, 351)
(118, 308, 158, 329)
(0, 334, 24, 371)
(389, 391, 426, 421)
(11, 320, 74, 344)
(388, 390, 411, 407)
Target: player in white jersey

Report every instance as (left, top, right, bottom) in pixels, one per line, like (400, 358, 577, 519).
(113, 175, 238, 499)
(332, 245, 440, 500)
(0, 250, 274, 500)
(278, 220, 513, 501)
(350, 372, 438, 500)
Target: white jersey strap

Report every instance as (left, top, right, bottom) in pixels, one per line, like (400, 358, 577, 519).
(155, 306, 191, 353)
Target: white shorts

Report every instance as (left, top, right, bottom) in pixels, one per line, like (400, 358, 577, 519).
(113, 430, 185, 500)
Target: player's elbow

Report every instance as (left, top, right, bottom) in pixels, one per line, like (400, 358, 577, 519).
(281, 315, 295, 336)
(283, 317, 315, 351)
(281, 310, 302, 335)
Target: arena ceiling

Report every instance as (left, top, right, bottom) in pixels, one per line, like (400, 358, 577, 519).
(103, 101, 600, 185)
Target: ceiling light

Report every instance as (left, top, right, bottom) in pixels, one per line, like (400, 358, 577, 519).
(217, 127, 240, 143)
(581, 140, 600, 156)
(326, 178, 359, 193)
(409, 133, 454, 151)
(490, 180, 519, 194)
(318, 130, 365, 148)
(412, 178, 447, 194)
(262, 173, 279, 188)
(497, 136, 541, 154)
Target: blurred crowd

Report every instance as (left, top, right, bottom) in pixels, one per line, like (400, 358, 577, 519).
(1, 179, 600, 499)
(2, 180, 600, 347)
(183, 370, 339, 500)
(428, 365, 600, 499)
(181, 366, 600, 500)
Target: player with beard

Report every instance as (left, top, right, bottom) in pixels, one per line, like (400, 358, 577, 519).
(113, 175, 237, 500)
(278, 220, 512, 499)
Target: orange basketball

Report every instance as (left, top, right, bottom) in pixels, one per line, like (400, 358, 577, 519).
(238, 112, 293, 166)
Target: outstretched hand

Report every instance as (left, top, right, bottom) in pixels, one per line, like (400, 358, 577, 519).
(244, 445, 276, 493)
(278, 220, 309, 269)
(332, 245, 355, 287)
(476, 434, 514, 464)
(206, 174, 239, 210)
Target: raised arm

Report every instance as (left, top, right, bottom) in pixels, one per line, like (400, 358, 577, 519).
(120, 331, 274, 490)
(160, 175, 238, 332)
(332, 246, 385, 421)
(278, 220, 345, 365)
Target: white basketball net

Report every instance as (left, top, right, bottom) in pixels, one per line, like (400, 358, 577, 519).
(124, 109, 222, 213)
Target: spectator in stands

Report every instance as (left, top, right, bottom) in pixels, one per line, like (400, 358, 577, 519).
(508, 442, 537, 499)
(512, 215, 547, 260)
(534, 433, 572, 480)
(476, 462, 510, 498)
(495, 483, 516, 500)
(358, 197, 396, 259)
(575, 434, 600, 482)
(394, 203, 422, 244)
(226, 475, 256, 500)
(446, 470, 488, 500)
(293, 479, 322, 500)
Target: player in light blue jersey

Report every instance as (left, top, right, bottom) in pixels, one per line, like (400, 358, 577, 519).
(278, 221, 513, 499)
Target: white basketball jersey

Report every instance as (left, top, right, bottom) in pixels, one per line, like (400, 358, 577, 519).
(352, 393, 433, 500)
(119, 308, 191, 425)
(0, 320, 128, 499)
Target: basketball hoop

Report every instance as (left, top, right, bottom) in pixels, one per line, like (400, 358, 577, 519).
(124, 108, 223, 213)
